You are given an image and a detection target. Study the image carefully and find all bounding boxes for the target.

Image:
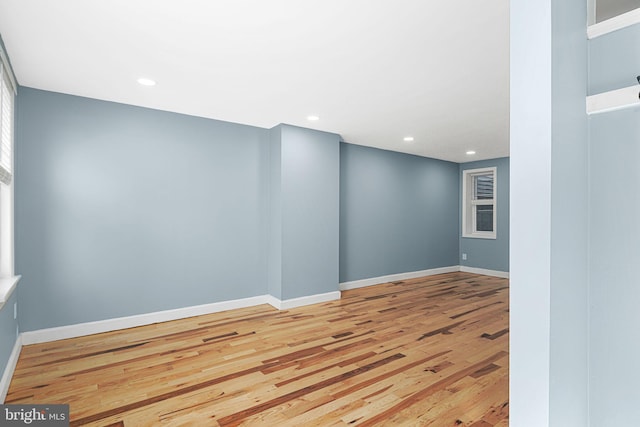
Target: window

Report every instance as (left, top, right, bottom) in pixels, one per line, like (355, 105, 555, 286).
(0, 43, 17, 286)
(0, 61, 14, 186)
(462, 167, 497, 239)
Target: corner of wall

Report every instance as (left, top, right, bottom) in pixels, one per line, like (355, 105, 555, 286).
(0, 333, 21, 403)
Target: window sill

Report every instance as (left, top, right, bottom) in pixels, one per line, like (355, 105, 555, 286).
(0, 275, 21, 311)
(462, 234, 497, 240)
(588, 7, 640, 39)
(587, 85, 640, 115)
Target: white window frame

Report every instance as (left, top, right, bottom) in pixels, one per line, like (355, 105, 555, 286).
(462, 167, 497, 240)
(0, 42, 19, 310)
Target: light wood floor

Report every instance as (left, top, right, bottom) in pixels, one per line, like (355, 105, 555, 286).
(6, 272, 509, 426)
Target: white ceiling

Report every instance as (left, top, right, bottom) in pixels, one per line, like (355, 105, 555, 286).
(0, 0, 510, 163)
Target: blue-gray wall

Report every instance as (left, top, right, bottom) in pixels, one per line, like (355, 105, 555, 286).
(339, 143, 459, 283)
(548, 0, 589, 423)
(510, 0, 589, 425)
(588, 23, 640, 94)
(0, 291, 18, 383)
(588, 22, 640, 427)
(279, 125, 340, 299)
(16, 88, 270, 331)
(267, 126, 282, 299)
(268, 125, 340, 300)
(459, 157, 509, 272)
(11, 87, 509, 376)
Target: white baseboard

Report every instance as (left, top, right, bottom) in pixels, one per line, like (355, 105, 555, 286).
(265, 295, 281, 309)
(3, 267, 508, 398)
(0, 334, 22, 403)
(1, 290, 343, 396)
(21, 295, 271, 345)
(339, 265, 509, 291)
(20, 289, 344, 346)
(459, 266, 509, 279)
(339, 266, 459, 291)
(17, 267, 509, 346)
(267, 291, 341, 310)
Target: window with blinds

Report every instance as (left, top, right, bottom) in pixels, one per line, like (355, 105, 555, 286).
(463, 167, 497, 239)
(0, 61, 14, 185)
(0, 42, 17, 280)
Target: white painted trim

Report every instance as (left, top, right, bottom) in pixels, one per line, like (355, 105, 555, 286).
(19, 289, 345, 345)
(587, 85, 640, 115)
(0, 334, 22, 403)
(459, 266, 509, 279)
(2, 269, 512, 397)
(339, 266, 459, 291)
(588, 7, 640, 39)
(21, 295, 271, 345)
(0, 50, 18, 94)
(269, 291, 341, 310)
(265, 295, 281, 310)
(0, 275, 20, 310)
(462, 167, 497, 240)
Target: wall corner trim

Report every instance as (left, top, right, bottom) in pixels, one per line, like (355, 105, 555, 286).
(339, 266, 460, 291)
(0, 334, 22, 403)
(267, 291, 341, 310)
(459, 266, 509, 278)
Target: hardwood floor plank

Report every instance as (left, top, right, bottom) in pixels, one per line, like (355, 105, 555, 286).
(355, 351, 508, 427)
(218, 353, 407, 426)
(6, 272, 508, 426)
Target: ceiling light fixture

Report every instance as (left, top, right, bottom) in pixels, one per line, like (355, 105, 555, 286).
(403, 136, 414, 142)
(137, 77, 156, 86)
(307, 115, 320, 121)
(466, 150, 476, 155)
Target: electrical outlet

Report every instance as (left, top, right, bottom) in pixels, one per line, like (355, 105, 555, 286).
(462, 253, 467, 261)
(14, 302, 17, 319)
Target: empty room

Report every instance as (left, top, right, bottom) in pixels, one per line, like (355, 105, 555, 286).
(0, 1, 639, 426)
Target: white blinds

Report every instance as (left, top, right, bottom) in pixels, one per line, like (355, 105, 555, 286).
(0, 62, 14, 185)
(473, 173, 494, 201)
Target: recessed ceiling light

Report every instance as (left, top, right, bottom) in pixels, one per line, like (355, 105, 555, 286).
(137, 78, 156, 86)
(403, 136, 414, 142)
(466, 150, 476, 155)
(307, 115, 320, 121)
